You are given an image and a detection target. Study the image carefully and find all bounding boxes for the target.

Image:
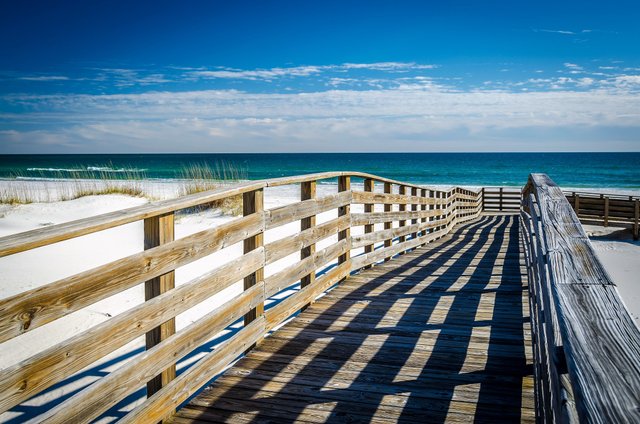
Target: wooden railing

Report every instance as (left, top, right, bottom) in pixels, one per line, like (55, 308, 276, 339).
(565, 190, 640, 239)
(482, 186, 521, 212)
(0, 172, 482, 423)
(520, 174, 640, 423)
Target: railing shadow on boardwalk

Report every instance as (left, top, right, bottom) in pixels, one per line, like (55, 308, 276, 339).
(184, 215, 532, 423)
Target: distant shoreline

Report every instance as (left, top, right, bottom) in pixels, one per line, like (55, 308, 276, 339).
(1, 152, 639, 189)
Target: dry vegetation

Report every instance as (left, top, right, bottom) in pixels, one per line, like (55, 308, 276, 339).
(0, 162, 247, 216)
(0, 168, 146, 204)
(177, 162, 246, 215)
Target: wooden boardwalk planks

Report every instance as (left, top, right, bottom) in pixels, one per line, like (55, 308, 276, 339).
(173, 214, 534, 423)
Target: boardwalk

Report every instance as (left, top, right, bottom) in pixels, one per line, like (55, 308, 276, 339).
(173, 214, 534, 423)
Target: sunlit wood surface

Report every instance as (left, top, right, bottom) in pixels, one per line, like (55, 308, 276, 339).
(173, 214, 534, 423)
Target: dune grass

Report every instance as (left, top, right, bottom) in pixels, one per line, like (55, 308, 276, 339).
(178, 162, 247, 215)
(0, 162, 248, 216)
(0, 166, 147, 205)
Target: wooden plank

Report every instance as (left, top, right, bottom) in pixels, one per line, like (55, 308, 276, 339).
(36, 282, 265, 424)
(0, 248, 264, 415)
(264, 239, 349, 298)
(363, 179, 375, 268)
(351, 191, 443, 205)
(174, 214, 533, 424)
(635, 199, 639, 240)
(265, 261, 351, 330)
(383, 182, 392, 260)
(351, 209, 441, 226)
(143, 212, 176, 399)
(351, 227, 448, 270)
(120, 317, 266, 424)
(243, 189, 264, 327)
(0, 180, 266, 258)
(338, 176, 350, 268)
(300, 180, 317, 300)
(266, 191, 351, 229)
(527, 173, 640, 423)
(0, 212, 264, 344)
(351, 218, 446, 249)
(410, 187, 418, 242)
(265, 215, 349, 266)
(398, 185, 407, 246)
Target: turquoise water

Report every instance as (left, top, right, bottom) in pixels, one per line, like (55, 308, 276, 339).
(0, 153, 638, 189)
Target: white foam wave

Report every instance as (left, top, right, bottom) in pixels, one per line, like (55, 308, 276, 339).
(25, 167, 147, 173)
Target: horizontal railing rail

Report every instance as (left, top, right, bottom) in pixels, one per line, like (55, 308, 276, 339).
(564, 190, 639, 239)
(0, 171, 483, 423)
(521, 174, 640, 423)
(482, 186, 521, 212)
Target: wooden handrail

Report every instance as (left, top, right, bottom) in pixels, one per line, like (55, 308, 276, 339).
(521, 173, 640, 423)
(0, 171, 449, 257)
(564, 190, 640, 239)
(0, 171, 483, 423)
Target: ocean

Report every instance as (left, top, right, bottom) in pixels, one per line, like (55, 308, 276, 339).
(0, 153, 638, 189)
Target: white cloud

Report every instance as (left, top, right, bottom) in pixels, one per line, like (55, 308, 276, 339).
(340, 62, 437, 71)
(537, 29, 576, 35)
(2, 83, 640, 153)
(188, 62, 438, 81)
(190, 66, 323, 81)
(535, 29, 593, 35)
(18, 76, 69, 81)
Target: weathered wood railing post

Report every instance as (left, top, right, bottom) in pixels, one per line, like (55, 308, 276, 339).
(363, 178, 374, 268)
(481, 187, 485, 211)
(633, 199, 640, 240)
(243, 189, 264, 328)
(438, 191, 444, 232)
(300, 180, 316, 308)
(383, 182, 392, 261)
(604, 196, 610, 226)
(144, 212, 176, 400)
(398, 185, 407, 251)
(420, 188, 427, 246)
(411, 187, 418, 245)
(338, 176, 351, 272)
(499, 187, 504, 211)
(574, 193, 580, 214)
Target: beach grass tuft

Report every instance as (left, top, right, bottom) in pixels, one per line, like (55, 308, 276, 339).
(0, 165, 147, 204)
(0, 162, 248, 216)
(178, 162, 247, 215)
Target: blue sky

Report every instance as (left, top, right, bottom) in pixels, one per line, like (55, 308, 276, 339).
(1, 0, 639, 153)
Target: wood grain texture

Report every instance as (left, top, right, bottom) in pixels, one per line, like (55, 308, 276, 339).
(264, 239, 349, 299)
(120, 317, 267, 424)
(363, 179, 375, 263)
(265, 215, 349, 265)
(243, 189, 265, 327)
(0, 180, 265, 257)
(338, 176, 351, 267)
(0, 171, 477, 257)
(0, 170, 486, 422)
(266, 191, 351, 230)
(37, 282, 265, 424)
(143, 212, 176, 402)
(300, 180, 317, 295)
(0, 248, 264, 415)
(174, 214, 534, 424)
(352, 191, 443, 206)
(0, 212, 264, 344)
(524, 173, 640, 423)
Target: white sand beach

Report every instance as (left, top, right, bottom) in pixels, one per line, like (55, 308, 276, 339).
(585, 225, 640, 326)
(0, 180, 638, 422)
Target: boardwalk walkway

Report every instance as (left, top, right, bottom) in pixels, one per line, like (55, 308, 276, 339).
(173, 214, 534, 423)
